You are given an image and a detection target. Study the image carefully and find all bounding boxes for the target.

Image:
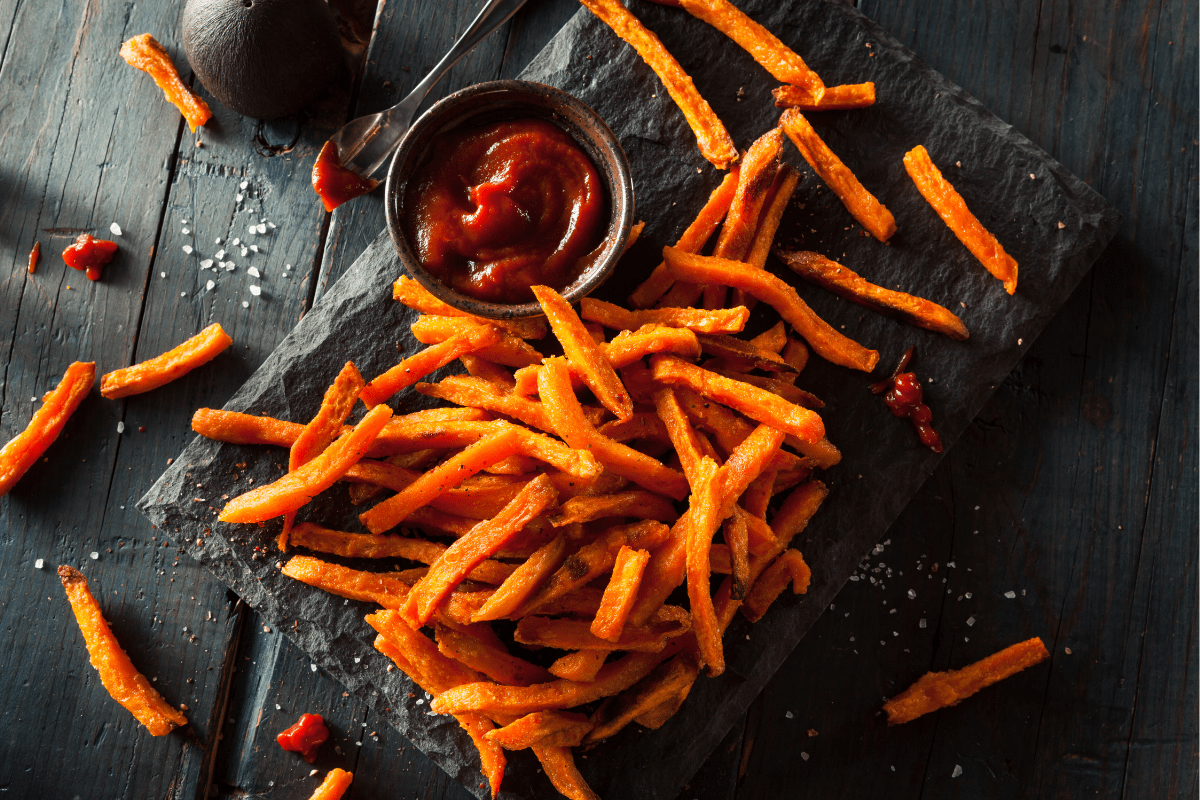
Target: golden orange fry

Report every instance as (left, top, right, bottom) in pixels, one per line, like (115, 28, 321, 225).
(101, 323, 232, 399)
(436, 625, 553, 687)
(548, 650, 609, 682)
(741, 548, 810, 622)
(591, 545, 651, 642)
(306, 768, 353, 800)
(773, 82, 875, 110)
(410, 314, 546, 366)
(714, 128, 784, 262)
(584, 650, 701, 743)
(581, 298, 750, 334)
(533, 745, 601, 800)
(0, 361, 94, 496)
(393, 276, 547, 339)
(360, 325, 502, 408)
(486, 711, 593, 750)
(472, 534, 568, 622)
(119, 34, 211, 131)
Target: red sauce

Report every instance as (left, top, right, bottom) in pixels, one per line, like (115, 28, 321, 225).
(277, 712, 329, 763)
(404, 118, 606, 304)
(62, 234, 118, 281)
(869, 346, 943, 453)
(28, 241, 40, 274)
(312, 141, 379, 212)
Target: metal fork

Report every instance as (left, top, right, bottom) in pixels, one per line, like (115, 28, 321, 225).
(324, 0, 531, 180)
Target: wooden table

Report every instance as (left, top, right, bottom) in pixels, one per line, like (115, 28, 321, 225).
(0, 0, 1193, 797)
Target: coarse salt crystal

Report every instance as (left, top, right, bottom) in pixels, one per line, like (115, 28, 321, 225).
(309, 770, 318, 777)
(215, 249, 226, 259)
(256, 223, 267, 234)
(1004, 590, 1016, 599)
(90, 551, 99, 560)
(242, 301, 249, 308)
(236, 193, 244, 202)
(907, 589, 916, 599)
(240, 248, 248, 257)
(180, 291, 187, 297)
(182, 219, 188, 224)
(240, 181, 248, 189)
(248, 267, 260, 278)
(182, 228, 190, 235)
(785, 711, 793, 719)
(200, 259, 214, 270)
(117, 421, 125, 434)
(275, 704, 281, 710)
(34, 559, 44, 569)
(965, 592, 972, 599)
(248, 224, 257, 235)
(206, 280, 215, 291)
(249, 285, 261, 296)
(182, 245, 193, 254)
(160, 272, 166, 278)
(310, 664, 317, 672)
(268, 222, 276, 229)
(966, 616, 976, 626)
(225, 262, 236, 271)
(354, 657, 361, 663)
(215, 237, 223, 244)
(952, 765, 963, 778)
(110, 222, 122, 236)
(919, 618, 927, 628)
(800, 752, 809, 761)
(232, 238, 240, 246)
(416, 699, 424, 705)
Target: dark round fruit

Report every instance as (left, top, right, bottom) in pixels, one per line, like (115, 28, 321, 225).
(182, 0, 344, 120)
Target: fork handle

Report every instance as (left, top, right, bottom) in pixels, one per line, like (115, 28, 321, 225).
(409, 0, 531, 105)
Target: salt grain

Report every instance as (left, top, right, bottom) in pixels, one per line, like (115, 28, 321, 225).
(1004, 590, 1016, 599)
(200, 259, 214, 270)
(919, 618, 927, 628)
(232, 238, 241, 245)
(800, 752, 809, 761)
(180, 292, 187, 297)
(966, 616, 976, 626)
(275, 704, 281, 709)
(236, 194, 244, 202)
(249, 285, 261, 296)
(182, 245, 193, 254)
(310, 664, 317, 672)
(215, 237, 223, 244)
(110, 222, 122, 236)
(268, 222, 276, 229)
(215, 249, 226, 259)
(35, 559, 44, 569)
(240, 181, 249, 189)
(257, 223, 267, 234)
(250, 245, 259, 253)
(117, 421, 125, 434)
(907, 589, 916, 599)
(952, 765, 962, 778)
(248, 224, 257, 235)
(242, 301, 249, 308)
(90, 551, 99, 560)
(248, 267, 261, 278)
(206, 280, 215, 291)
(785, 711, 793, 719)
(182, 228, 190, 235)
(160, 272, 166, 278)
(240, 248, 249, 257)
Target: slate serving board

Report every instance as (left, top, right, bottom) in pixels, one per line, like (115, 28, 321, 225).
(140, 0, 1120, 797)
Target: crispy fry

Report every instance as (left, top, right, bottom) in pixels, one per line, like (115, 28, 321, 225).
(533, 745, 601, 800)
(746, 165, 801, 272)
(773, 82, 875, 110)
(57, 566, 188, 736)
(631, 168, 740, 308)
(707, 365, 824, 409)
(119, 34, 211, 131)
(410, 314, 546, 367)
(307, 768, 353, 800)
(714, 129, 784, 262)
(0, 361, 94, 496)
(27, 241, 40, 274)
(549, 491, 678, 527)
(473, 534, 567, 622)
(883, 637, 1050, 725)
(548, 650, 609, 681)
(581, 298, 750, 335)
(779, 250, 970, 340)
(780, 108, 896, 242)
(633, 692, 689, 729)
(460, 354, 517, 391)
(723, 513, 751, 599)
(604, 324, 703, 365)
(393, 276, 547, 339)
(591, 546, 651, 642)
(486, 711, 593, 749)
(405, 506, 485, 538)
(676, 0, 823, 94)
(539, 358, 688, 499)
(663, 247, 880, 371)
(401, 475, 558, 626)
(584, 651, 701, 743)
(416, 375, 563, 434)
(740, 468, 776, 518)
(741, 549, 809, 621)
(671, 386, 821, 470)
(903, 144, 1019, 294)
(781, 336, 809, 375)
(652, 389, 710, 487)
(435, 625, 553, 687)
(597, 411, 671, 444)
(749, 320, 787, 353)
(343, 461, 535, 517)
(219, 405, 391, 523)
(101, 323, 232, 398)
(771, 480, 829, 548)
(696, 333, 796, 373)
(534, 285, 633, 421)
(282, 555, 411, 608)
(361, 326, 502, 408)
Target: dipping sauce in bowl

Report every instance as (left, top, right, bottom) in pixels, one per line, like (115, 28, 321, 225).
(404, 118, 606, 304)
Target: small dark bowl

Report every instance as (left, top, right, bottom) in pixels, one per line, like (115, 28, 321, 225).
(384, 80, 634, 319)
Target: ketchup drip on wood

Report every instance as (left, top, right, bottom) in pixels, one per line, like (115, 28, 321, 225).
(869, 346, 943, 453)
(312, 141, 379, 212)
(276, 712, 329, 763)
(62, 234, 118, 281)
(27, 241, 40, 274)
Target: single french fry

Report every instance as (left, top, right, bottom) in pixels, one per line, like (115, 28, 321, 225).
(903, 144, 1019, 294)
(101, 323, 231, 398)
(685, 456, 724, 672)
(749, 321, 787, 353)
(57, 566, 188, 736)
(662, 247, 880, 372)
(393, 276, 547, 339)
(626, 513, 689, 627)
(633, 691, 689, 729)
(435, 624, 553, 687)
(771, 480, 829, 548)
(534, 285, 633, 421)
(671, 386, 812, 470)
(401, 474, 558, 625)
(591, 546, 651, 642)
(533, 745, 601, 800)
(584, 650, 701, 743)
(604, 324, 703, 366)
(676, 0, 823, 95)
(307, 768, 353, 800)
(219, 405, 392, 523)
(581, 298, 750, 335)
(741, 548, 810, 621)
(549, 491, 678, 527)
(120, 34, 212, 131)
(360, 326, 502, 408)
(745, 165, 801, 273)
(486, 711, 593, 750)
(883, 637, 1050, 725)
(406, 506, 486, 538)
(780, 108, 896, 242)
(773, 82, 875, 110)
(630, 167, 740, 308)
(740, 468, 777, 518)
(282, 555, 412, 609)
(411, 315, 546, 367)
(779, 250, 970, 340)
(597, 411, 671, 444)
(548, 650, 609, 681)
(460, 354, 517, 391)
(695, 333, 796, 373)
(781, 337, 809, 375)
(724, 514, 751, 599)
(579, 0, 737, 168)
(539, 358, 688, 500)
(652, 388, 710, 487)
(707, 365, 824, 409)
(345, 464, 535, 519)
(624, 220, 646, 253)
(416, 375, 562, 435)
(0, 361, 94, 496)
(473, 534, 567, 622)
(714, 128, 784, 262)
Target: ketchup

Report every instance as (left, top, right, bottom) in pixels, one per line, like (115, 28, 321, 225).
(404, 118, 606, 304)
(28, 241, 40, 274)
(277, 712, 330, 763)
(62, 234, 118, 281)
(312, 141, 379, 212)
(869, 346, 943, 453)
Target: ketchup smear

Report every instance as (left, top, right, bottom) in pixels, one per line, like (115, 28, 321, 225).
(404, 118, 606, 305)
(312, 141, 379, 212)
(869, 346, 943, 453)
(62, 234, 118, 281)
(276, 712, 330, 763)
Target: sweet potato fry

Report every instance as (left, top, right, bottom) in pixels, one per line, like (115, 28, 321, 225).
(219, 405, 391, 523)
(684, 456, 724, 672)
(120, 34, 212, 131)
(651, 355, 824, 443)
(416, 375, 562, 435)
(579, 0, 737, 169)
(548, 650, 609, 681)
(581, 298, 750, 335)
(401, 474, 558, 625)
(652, 388, 711, 487)
(714, 128, 784, 262)
(903, 144, 1019, 294)
(101, 323, 232, 398)
(282, 555, 411, 609)
(707, 365, 823, 409)
(749, 320, 787, 353)
(486, 711, 593, 749)
(58, 566, 188, 736)
(630, 167, 740, 308)
(604, 324, 703, 366)
(393, 276, 547, 339)
(770, 479, 829, 548)
(307, 768, 353, 800)
(0, 361, 94, 496)
(741, 549, 810, 622)
(781, 336, 809, 375)
(361, 326, 502, 408)
(633, 691, 689, 729)
(410, 314, 546, 367)
(746, 165, 801, 272)
(343, 462, 529, 518)
(533, 745, 601, 800)
(460, 354, 517, 391)
(549, 491, 678, 527)
(591, 546, 651, 642)
(780, 108, 896, 242)
(676, 0, 823, 95)
(723, 514, 751, 599)
(779, 250, 970, 340)
(539, 358, 688, 500)
(662, 247, 880, 372)
(406, 506, 485, 538)
(597, 411, 671, 445)
(436, 625, 553, 687)
(473, 534, 567, 622)
(695, 333, 796, 373)
(671, 386, 823, 470)
(584, 651, 701, 743)
(883, 637, 1050, 725)
(773, 82, 875, 110)
(534, 286, 633, 421)
(740, 468, 776, 518)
